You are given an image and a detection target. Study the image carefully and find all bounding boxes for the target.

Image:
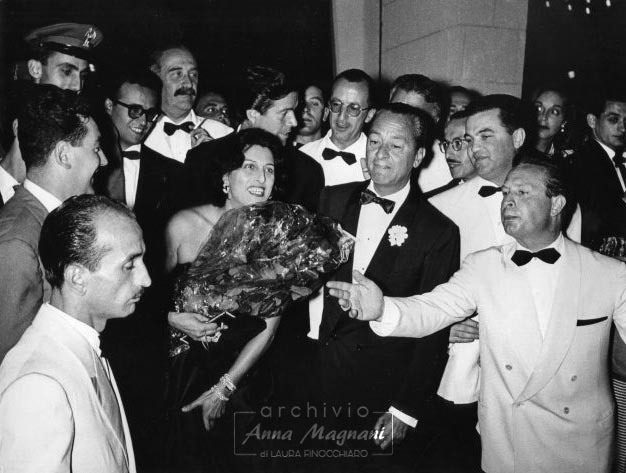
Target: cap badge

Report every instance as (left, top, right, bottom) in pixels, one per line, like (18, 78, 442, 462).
(82, 27, 96, 48)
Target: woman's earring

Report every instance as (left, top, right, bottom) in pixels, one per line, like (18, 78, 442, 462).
(560, 123, 566, 133)
(223, 183, 230, 195)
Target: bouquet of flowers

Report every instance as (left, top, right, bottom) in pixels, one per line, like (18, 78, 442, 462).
(170, 202, 354, 356)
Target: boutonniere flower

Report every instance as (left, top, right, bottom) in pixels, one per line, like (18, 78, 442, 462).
(388, 225, 408, 247)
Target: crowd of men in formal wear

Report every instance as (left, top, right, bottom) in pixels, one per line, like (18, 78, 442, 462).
(1, 20, 626, 473)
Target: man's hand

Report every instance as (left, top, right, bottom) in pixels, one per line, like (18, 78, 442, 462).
(326, 271, 384, 321)
(181, 388, 227, 431)
(167, 311, 221, 341)
(190, 128, 213, 148)
(373, 413, 409, 450)
(449, 318, 479, 343)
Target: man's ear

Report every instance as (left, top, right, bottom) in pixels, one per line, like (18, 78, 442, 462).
(11, 118, 18, 138)
(550, 194, 566, 217)
(246, 109, 260, 125)
(64, 263, 88, 296)
(413, 147, 426, 168)
(27, 59, 43, 82)
(54, 141, 72, 170)
(512, 128, 526, 150)
(104, 98, 114, 116)
(364, 108, 376, 124)
(586, 113, 597, 130)
(322, 107, 330, 122)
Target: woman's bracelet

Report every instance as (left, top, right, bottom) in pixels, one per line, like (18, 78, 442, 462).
(220, 373, 237, 393)
(209, 384, 229, 402)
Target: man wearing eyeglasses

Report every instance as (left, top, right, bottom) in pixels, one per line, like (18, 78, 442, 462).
(300, 69, 376, 186)
(423, 110, 477, 198)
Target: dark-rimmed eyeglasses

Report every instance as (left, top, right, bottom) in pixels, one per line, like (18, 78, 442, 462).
(328, 100, 370, 117)
(113, 100, 160, 122)
(439, 138, 471, 153)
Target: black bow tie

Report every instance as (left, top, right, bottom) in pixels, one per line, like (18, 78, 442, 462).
(360, 189, 395, 214)
(511, 248, 561, 266)
(163, 121, 194, 136)
(322, 147, 357, 165)
(122, 150, 141, 160)
(478, 185, 502, 197)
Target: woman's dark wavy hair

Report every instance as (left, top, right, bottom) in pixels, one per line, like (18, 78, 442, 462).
(201, 128, 285, 208)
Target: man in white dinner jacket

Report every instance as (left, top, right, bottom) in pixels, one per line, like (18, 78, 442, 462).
(327, 155, 626, 473)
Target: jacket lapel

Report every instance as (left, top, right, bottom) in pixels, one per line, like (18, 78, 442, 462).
(365, 184, 420, 286)
(517, 239, 580, 402)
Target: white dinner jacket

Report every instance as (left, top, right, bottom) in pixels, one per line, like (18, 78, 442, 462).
(374, 238, 626, 473)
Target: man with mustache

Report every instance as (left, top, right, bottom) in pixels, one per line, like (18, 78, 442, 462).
(571, 90, 626, 246)
(0, 85, 108, 363)
(0, 194, 151, 473)
(143, 45, 232, 164)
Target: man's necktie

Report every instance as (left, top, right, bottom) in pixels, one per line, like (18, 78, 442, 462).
(163, 121, 194, 136)
(511, 248, 561, 266)
(613, 155, 626, 188)
(322, 147, 357, 165)
(360, 188, 395, 214)
(478, 185, 501, 197)
(122, 150, 141, 160)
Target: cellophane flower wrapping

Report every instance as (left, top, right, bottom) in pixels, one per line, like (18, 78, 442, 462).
(169, 201, 354, 356)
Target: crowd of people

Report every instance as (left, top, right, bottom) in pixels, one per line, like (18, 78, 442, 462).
(0, 20, 626, 473)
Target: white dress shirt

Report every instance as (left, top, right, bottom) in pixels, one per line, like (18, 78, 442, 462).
(300, 130, 368, 186)
(122, 144, 141, 209)
(418, 140, 453, 194)
(23, 179, 62, 212)
(0, 166, 18, 204)
(597, 139, 626, 192)
(143, 110, 232, 163)
(0, 303, 136, 473)
(309, 181, 416, 427)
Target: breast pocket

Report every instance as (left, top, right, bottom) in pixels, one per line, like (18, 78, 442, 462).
(576, 316, 609, 326)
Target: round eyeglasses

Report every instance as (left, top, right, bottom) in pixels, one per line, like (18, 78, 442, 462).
(113, 100, 160, 123)
(328, 100, 371, 117)
(439, 137, 471, 153)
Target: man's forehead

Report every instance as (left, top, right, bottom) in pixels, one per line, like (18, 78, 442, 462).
(331, 79, 369, 102)
(95, 213, 143, 253)
(445, 118, 466, 137)
(602, 100, 626, 116)
(268, 91, 298, 112)
(46, 51, 89, 70)
(371, 112, 411, 136)
(305, 86, 323, 100)
(505, 165, 545, 185)
(466, 108, 504, 132)
(160, 49, 197, 69)
(119, 82, 157, 103)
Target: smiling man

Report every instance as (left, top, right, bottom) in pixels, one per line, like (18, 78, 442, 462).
(0, 84, 107, 363)
(327, 154, 626, 473)
(0, 194, 151, 473)
(311, 103, 459, 470)
(143, 45, 232, 164)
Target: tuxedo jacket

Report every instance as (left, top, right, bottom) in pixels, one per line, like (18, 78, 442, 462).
(0, 186, 50, 363)
(571, 138, 626, 246)
(379, 238, 626, 473)
(317, 181, 460, 420)
(0, 305, 132, 472)
(183, 134, 325, 213)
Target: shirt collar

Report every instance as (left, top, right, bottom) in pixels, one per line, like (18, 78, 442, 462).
(596, 138, 616, 160)
(0, 166, 18, 201)
(23, 179, 62, 212)
(41, 303, 102, 356)
(367, 179, 411, 206)
(122, 144, 141, 153)
(508, 232, 565, 257)
(325, 130, 367, 154)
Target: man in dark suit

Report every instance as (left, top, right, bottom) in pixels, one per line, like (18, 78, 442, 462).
(0, 84, 107, 362)
(571, 91, 626, 246)
(185, 65, 324, 212)
(311, 103, 459, 469)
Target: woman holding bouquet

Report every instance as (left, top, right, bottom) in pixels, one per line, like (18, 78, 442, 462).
(164, 128, 284, 471)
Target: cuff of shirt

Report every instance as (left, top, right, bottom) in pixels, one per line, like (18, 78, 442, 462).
(388, 406, 418, 428)
(369, 297, 400, 336)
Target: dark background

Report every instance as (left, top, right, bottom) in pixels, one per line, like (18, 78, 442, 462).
(0, 0, 334, 99)
(522, 0, 626, 102)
